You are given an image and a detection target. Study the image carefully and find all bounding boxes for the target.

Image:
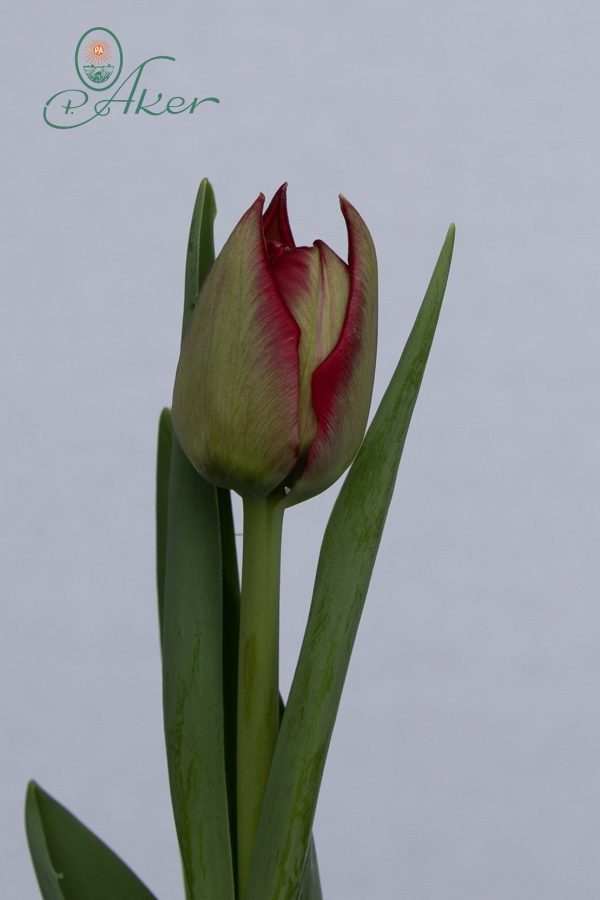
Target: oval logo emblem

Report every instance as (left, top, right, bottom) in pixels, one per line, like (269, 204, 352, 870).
(75, 27, 123, 91)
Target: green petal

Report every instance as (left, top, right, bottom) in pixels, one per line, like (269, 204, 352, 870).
(172, 194, 301, 497)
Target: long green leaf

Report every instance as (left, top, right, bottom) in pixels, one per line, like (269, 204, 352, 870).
(246, 225, 456, 900)
(217, 486, 240, 891)
(25, 781, 157, 900)
(157, 175, 217, 649)
(156, 408, 173, 647)
(161, 178, 235, 900)
(162, 444, 234, 899)
(297, 837, 323, 900)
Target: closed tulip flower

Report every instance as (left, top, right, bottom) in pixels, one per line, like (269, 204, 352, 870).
(172, 183, 377, 503)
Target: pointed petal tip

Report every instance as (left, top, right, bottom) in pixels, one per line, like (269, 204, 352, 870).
(263, 182, 295, 247)
(338, 193, 376, 269)
(338, 192, 361, 213)
(312, 237, 348, 269)
(268, 182, 289, 206)
(246, 192, 266, 215)
(338, 194, 366, 231)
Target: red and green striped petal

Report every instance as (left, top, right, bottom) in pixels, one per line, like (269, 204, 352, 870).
(271, 241, 350, 462)
(172, 194, 301, 497)
(263, 182, 296, 250)
(286, 196, 378, 504)
(270, 245, 321, 456)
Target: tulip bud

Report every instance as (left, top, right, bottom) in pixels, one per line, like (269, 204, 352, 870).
(171, 183, 377, 503)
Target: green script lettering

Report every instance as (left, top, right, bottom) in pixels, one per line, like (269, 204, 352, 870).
(94, 57, 175, 117)
(135, 88, 166, 115)
(43, 54, 220, 129)
(184, 97, 219, 113)
(165, 96, 187, 113)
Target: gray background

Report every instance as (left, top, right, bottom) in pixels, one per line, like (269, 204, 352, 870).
(3, 1, 600, 897)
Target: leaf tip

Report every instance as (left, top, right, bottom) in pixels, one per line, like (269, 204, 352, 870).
(438, 223, 456, 271)
(192, 177, 217, 220)
(159, 407, 172, 431)
(25, 779, 39, 807)
(24, 780, 42, 845)
(444, 224, 456, 257)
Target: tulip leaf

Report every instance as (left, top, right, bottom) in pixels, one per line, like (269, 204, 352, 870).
(217, 486, 241, 882)
(246, 225, 456, 900)
(156, 408, 173, 648)
(298, 838, 323, 900)
(182, 177, 216, 340)
(25, 781, 157, 900)
(161, 178, 235, 900)
(162, 442, 235, 900)
(180, 180, 241, 824)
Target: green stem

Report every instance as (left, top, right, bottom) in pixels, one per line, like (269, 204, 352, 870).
(236, 494, 284, 898)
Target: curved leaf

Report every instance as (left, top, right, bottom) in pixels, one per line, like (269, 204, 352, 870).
(247, 225, 456, 900)
(161, 178, 235, 899)
(25, 781, 157, 900)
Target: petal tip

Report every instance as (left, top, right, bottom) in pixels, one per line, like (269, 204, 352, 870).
(338, 193, 364, 228)
(263, 182, 295, 247)
(242, 192, 266, 225)
(338, 192, 354, 212)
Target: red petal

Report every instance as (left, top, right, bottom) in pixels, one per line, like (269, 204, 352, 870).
(287, 195, 378, 502)
(311, 196, 376, 424)
(263, 183, 296, 249)
(270, 246, 317, 313)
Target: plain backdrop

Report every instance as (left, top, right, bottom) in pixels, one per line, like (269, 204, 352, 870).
(3, 1, 600, 897)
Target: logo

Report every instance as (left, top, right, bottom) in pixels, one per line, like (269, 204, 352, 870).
(44, 26, 219, 130)
(76, 27, 122, 90)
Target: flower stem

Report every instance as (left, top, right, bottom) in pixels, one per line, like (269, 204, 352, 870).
(236, 494, 284, 898)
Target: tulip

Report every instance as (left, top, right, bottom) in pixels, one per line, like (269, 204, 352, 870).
(172, 184, 377, 504)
